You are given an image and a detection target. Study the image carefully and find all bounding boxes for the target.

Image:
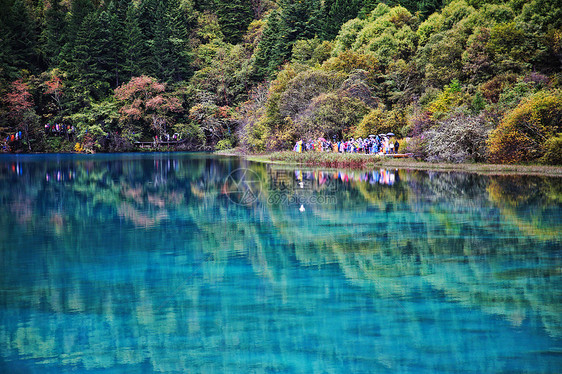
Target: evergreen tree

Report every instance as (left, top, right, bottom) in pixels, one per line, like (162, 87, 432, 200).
(136, 0, 192, 82)
(193, 0, 215, 12)
(254, 0, 322, 79)
(42, 0, 67, 66)
(150, 0, 192, 82)
(4, 0, 40, 74)
(358, 0, 378, 18)
(67, 0, 96, 39)
(68, 12, 110, 102)
(360, 0, 443, 19)
(123, 3, 146, 79)
(215, 0, 253, 44)
(59, 0, 95, 67)
(253, 10, 282, 80)
(414, 0, 443, 18)
(279, 0, 321, 43)
(321, 0, 361, 41)
(0, 17, 18, 82)
(97, 9, 120, 88)
(151, 1, 171, 78)
(166, 5, 193, 82)
(138, 0, 159, 41)
(104, 1, 129, 87)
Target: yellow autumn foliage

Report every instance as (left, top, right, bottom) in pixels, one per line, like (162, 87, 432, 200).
(488, 90, 562, 164)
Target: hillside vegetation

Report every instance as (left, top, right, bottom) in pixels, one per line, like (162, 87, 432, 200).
(0, 0, 561, 164)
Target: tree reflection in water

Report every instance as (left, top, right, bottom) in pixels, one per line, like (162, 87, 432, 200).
(0, 153, 560, 372)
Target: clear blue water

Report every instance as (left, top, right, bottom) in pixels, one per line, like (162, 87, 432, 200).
(0, 152, 561, 373)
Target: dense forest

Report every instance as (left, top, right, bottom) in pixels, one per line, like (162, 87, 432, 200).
(0, 0, 561, 164)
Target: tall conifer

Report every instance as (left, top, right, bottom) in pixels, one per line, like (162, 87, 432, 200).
(42, 0, 67, 66)
(123, 3, 145, 79)
(150, 0, 192, 82)
(5, 0, 40, 73)
(253, 9, 282, 80)
(69, 12, 109, 101)
(321, 0, 361, 41)
(215, 0, 253, 44)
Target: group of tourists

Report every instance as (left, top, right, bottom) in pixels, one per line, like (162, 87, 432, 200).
(4, 131, 23, 145)
(2, 123, 77, 150)
(293, 134, 400, 155)
(153, 133, 181, 143)
(45, 123, 75, 135)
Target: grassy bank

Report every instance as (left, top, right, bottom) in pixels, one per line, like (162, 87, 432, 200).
(217, 149, 562, 177)
(249, 151, 384, 169)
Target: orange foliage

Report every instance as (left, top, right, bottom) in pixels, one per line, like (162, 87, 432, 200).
(5, 80, 33, 120)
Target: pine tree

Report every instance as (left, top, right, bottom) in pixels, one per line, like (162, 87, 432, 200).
(4, 0, 40, 74)
(193, 0, 215, 12)
(215, 0, 253, 44)
(166, 5, 193, 82)
(416, 0, 443, 18)
(254, 0, 323, 80)
(253, 10, 282, 80)
(321, 0, 361, 41)
(138, 0, 158, 41)
(97, 9, 120, 88)
(42, 0, 67, 66)
(150, 0, 192, 82)
(68, 12, 110, 102)
(358, 0, 378, 18)
(59, 0, 95, 68)
(0, 17, 18, 82)
(123, 3, 145, 79)
(104, 1, 129, 88)
(67, 0, 96, 39)
(151, 1, 171, 79)
(279, 0, 321, 43)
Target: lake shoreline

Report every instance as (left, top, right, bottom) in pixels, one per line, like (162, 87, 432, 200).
(4, 149, 561, 177)
(217, 149, 562, 177)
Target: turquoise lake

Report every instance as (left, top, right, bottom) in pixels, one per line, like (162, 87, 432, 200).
(0, 152, 561, 373)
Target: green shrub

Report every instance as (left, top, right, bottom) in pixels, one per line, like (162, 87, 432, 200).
(354, 106, 406, 138)
(174, 122, 205, 144)
(539, 135, 562, 165)
(426, 79, 469, 119)
(480, 73, 517, 103)
(278, 70, 343, 119)
(215, 138, 233, 151)
(298, 93, 370, 140)
(488, 90, 562, 164)
(292, 38, 322, 65)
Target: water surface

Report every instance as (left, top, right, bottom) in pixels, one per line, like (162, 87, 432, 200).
(0, 153, 561, 373)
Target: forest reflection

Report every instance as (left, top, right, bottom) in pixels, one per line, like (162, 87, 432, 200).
(0, 153, 561, 372)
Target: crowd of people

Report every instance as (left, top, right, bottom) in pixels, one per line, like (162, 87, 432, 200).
(153, 133, 181, 144)
(2, 123, 79, 151)
(45, 123, 75, 136)
(293, 135, 400, 155)
(3, 123, 77, 151)
(4, 131, 23, 145)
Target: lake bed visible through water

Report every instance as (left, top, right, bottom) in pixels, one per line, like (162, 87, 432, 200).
(0, 153, 561, 373)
